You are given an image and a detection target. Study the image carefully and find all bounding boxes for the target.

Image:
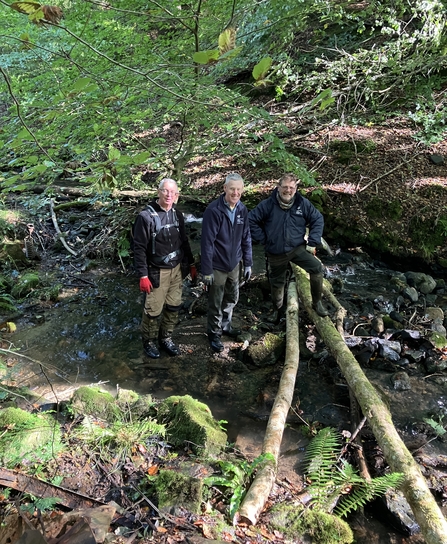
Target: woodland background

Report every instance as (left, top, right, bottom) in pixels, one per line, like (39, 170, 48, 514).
(1, 0, 447, 262)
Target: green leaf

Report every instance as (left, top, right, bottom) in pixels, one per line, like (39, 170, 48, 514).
(252, 57, 272, 82)
(71, 78, 94, 92)
(133, 151, 152, 164)
(193, 50, 220, 64)
(108, 147, 121, 161)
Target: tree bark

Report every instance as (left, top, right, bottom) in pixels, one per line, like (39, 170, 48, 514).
(237, 282, 300, 526)
(293, 264, 447, 544)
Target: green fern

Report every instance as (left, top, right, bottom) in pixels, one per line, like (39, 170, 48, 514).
(304, 427, 403, 516)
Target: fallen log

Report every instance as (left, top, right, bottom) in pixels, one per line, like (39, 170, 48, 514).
(0, 467, 106, 510)
(237, 281, 300, 525)
(293, 264, 447, 544)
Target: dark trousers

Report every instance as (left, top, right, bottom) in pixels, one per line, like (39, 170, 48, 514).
(207, 264, 240, 336)
(268, 245, 323, 309)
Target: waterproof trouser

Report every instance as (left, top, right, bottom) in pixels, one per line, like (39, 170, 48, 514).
(207, 264, 240, 336)
(267, 244, 323, 309)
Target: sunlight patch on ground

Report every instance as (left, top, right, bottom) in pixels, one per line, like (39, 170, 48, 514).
(406, 177, 447, 189)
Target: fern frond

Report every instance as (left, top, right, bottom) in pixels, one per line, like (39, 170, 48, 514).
(335, 472, 404, 518)
(305, 427, 340, 483)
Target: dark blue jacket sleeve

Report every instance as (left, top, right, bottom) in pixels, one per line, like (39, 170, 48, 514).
(303, 199, 324, 247)
(248, 201, 269, 245)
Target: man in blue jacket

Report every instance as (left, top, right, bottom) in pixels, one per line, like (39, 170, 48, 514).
(201, 173, 253, 353)
(249, 173, 329, 320)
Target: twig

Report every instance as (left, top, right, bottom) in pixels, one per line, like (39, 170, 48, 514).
(49, 199, 78, 256)
(358, 151, 425, 193)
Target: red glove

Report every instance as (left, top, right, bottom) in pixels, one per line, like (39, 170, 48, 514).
(190, 265, 197, 281)
(140, 276, 153, 293)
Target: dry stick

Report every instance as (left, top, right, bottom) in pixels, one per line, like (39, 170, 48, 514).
(293, 264, 447, 544)
(237, 282, 300, 526)
(358, 151, 425, 193)
(49, 199, 78, 256)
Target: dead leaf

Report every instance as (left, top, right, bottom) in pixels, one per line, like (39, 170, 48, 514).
(42, 5, 63, 23)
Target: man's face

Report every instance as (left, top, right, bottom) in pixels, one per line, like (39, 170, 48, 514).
(223, 180, 244, 207)
(158, 182, 178, 210)
(278, 180, 297, 203)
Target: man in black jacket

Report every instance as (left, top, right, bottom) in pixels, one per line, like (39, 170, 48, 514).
(133, 178, 195, 358)
(249, 173, 329, 320)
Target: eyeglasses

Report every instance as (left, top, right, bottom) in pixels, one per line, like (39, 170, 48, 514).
(160, 189, 179, 196)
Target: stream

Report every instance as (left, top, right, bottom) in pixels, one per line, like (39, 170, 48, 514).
(4, 224, 447, 543)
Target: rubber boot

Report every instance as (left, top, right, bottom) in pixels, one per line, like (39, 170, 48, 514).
(310, 273, 329, 317)
(142, 314, 160, 358)
(159, 310, 180, 356)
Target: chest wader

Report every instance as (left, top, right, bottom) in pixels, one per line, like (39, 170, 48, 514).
(141, 207, 182, 358)
(309, 273, 329, 317)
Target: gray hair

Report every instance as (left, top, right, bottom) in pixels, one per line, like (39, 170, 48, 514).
(225, 172, 244, 185)
(279, 173, 298, 186)
(159, 178, 179, 191)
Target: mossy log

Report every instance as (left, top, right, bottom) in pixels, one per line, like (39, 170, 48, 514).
(293, 264, 447, 544)
(237, 282, 300, 525)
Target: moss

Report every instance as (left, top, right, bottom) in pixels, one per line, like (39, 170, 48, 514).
(247, 332, 285, 367)
(157, 395, 227, 457)
(366, 198, 402, 220)
(70, 386, 119, 421)
(0, 407, 63, 468)
(329, 139, 376, 164)
(155, 468, 203, 514)
(409, 214, 447, 258)
(383, 315, 403, 330)
(429, 332, 447, 349)
(269, 503, 353, 544)
(11, 272, 40, 298)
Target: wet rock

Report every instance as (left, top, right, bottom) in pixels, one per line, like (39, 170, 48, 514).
(354, 326, 370, 337)
(378, 341, 401, 362)
(390, 371, 411, 391)
(389, 310, 404, 323)
(344, 336, 363, 348)
(356, 349, 374, 365)
(404, 349, 426, 363)
(371, 489, 420, 536)
(425, 306, 444, 321)
(431, 321, 447, 336)
(371, 316, 384, 334)
(424, 356, 447, 373)
(402, 287, 418, 302)
(396, 357, 410, 367)
(405, 271, 437, 295)
(246, 333, 285, 367)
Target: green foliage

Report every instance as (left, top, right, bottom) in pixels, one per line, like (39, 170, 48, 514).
(424, 416, 446, 438)
(304, 427, 404, 518)
(204, 452, 275, 521)
(20, 494, 60, 515)
(73, 417, 166, 462)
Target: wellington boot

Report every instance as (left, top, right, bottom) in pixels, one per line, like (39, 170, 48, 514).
(312, 300, 329, 317)
(310, 273, 330, 317)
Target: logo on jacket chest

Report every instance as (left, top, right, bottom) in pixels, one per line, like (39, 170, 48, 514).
(236, 215, 244, 225)
(295, 206, 303, 216)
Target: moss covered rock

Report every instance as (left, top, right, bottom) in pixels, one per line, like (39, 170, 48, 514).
(246, 332, 285, 367)
(157, 395, 227, 457)
(0, 407, 63, 467)
(70, 386, 119, 421)
(155, 467, 203, 514)
(269, 503, 353, 544)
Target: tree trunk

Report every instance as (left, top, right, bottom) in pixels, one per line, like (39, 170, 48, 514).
(293, 264, 447, 544)
(237, 282, 300, 526)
